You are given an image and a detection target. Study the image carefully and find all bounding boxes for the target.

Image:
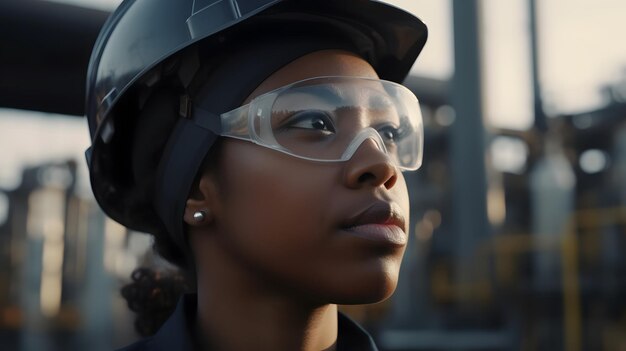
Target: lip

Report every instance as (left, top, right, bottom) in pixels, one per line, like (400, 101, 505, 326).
(341, 202, 407, 246)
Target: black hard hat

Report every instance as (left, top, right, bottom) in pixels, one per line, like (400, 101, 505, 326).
(85, 0, 427, 249)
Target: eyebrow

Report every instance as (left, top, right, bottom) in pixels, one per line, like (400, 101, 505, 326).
(300, 84, 392, 104)
(292, 85, 345, 106)
(368, 93, 394, 109)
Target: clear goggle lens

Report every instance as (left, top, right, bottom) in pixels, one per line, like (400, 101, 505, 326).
(220, 76, 423, 171)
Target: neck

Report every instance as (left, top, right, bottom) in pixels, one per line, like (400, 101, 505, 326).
(193, 243, 338, 351)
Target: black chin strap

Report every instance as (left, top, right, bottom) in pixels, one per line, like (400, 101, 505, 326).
(153, 112, 221, 248)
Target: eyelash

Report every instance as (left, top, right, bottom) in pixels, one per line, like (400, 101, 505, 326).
(283, 110, 336, 133)
(377, 124, 408, 144)
(280, 110, 408, 144)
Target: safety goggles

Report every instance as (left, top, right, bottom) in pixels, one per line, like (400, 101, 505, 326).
(205, 76, 423, 171)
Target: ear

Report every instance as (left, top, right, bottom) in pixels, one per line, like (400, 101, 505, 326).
(183, 174, 219, 226)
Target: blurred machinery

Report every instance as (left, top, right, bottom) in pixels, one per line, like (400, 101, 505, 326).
(1, 1, 626, 351)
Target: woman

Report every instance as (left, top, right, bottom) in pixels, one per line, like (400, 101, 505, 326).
(85, 0, 428, 350)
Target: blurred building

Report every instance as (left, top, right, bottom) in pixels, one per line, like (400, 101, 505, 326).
(1, 1, 625, 351)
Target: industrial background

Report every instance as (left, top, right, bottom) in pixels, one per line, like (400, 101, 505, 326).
(1, 0, 625, 350)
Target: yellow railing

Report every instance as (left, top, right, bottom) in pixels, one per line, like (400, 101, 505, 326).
(428, 207, 626, 351)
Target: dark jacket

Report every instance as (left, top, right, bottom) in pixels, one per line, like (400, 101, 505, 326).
(117, 294, 379, 351)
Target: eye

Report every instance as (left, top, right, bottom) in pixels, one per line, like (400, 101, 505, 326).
(284, 110, 336, 133)
(377, 124, 406, 144)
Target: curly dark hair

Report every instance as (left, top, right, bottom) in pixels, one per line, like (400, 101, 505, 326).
(121, 266, 192, 337)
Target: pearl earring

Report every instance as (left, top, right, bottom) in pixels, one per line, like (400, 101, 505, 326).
(193, 210, 206, 222)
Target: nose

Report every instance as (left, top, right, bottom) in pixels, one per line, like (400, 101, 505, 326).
(343, 137, 398, 190)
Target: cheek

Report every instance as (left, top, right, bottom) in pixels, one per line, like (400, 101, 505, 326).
(216, 142, 335, 263)
(395, 175, 411, 230)
(213, 141, 410, 304)
(230, 171, 330, 242)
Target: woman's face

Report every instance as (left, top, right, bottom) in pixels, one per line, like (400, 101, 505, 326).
(199, 50, 410, 305)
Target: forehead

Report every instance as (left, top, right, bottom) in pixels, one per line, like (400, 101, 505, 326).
(276, 81, 395, 109)
(244, 49, 379, 103)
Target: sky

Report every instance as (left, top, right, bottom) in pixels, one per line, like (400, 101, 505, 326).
(538, 0, 626, 114)
(390, 0, 626, 128)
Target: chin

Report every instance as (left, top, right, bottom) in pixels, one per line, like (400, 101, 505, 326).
(329, 263, 401, 305)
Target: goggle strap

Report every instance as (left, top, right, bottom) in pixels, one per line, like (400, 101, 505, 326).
(192, 106, 223, 134)
(252, 93, 282, 147)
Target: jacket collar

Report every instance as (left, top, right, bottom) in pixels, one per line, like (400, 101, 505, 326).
(150, 294, 378, 351)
